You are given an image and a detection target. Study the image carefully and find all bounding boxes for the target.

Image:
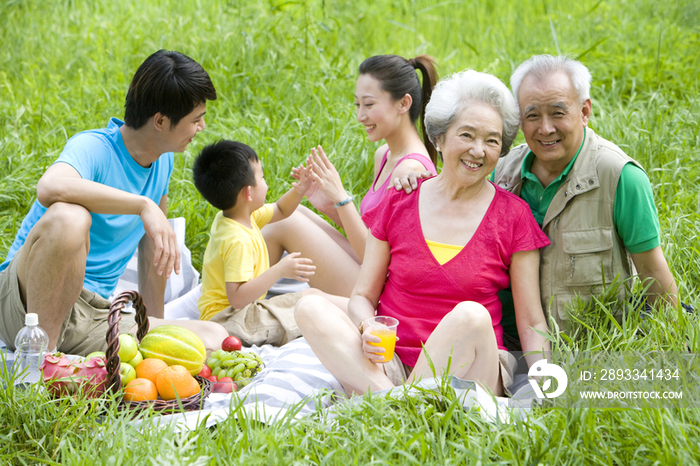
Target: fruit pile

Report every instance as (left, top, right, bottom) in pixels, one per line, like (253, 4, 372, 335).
(197, 336, 264, 393)
(40, 325, 207, 402)
(40, 330, 261, 400)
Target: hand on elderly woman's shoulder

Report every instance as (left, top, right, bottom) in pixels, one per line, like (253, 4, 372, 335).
(392, 170, 434, 194)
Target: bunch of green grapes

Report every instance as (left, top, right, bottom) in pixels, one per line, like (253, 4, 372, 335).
(206, 350, 264, 386)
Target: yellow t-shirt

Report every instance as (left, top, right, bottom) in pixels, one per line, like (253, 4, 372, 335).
(198, 205, 275, 320)
(426, 239, 463, 265)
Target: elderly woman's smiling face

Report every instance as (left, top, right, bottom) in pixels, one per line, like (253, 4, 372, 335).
(437, 102, 503, 184)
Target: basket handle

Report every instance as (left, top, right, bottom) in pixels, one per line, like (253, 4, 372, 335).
(105, 290, 149, 395)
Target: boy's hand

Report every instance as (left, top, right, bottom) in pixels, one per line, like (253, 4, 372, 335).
(293, 166, 335, 217)
(292, 159, 314, 195)
(274, 252, 316, 282)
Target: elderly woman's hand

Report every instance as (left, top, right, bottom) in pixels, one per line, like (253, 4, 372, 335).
(359, 321, 399, 363)
(392, 170, 434, 194)
(360, 326, 388, 362)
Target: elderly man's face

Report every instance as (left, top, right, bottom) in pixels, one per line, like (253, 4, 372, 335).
(518, 72, 591, 169)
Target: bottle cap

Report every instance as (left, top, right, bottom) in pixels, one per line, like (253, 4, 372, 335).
(25, 313, 39, 326)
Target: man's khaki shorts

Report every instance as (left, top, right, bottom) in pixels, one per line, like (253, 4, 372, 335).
(384, 348, 517, 395)
(0, 249, 136, 355)
(209, 291, 303, 347)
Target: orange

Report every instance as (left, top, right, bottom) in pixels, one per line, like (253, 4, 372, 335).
(124, 378, 158, 402)
(135, 358, 169, 385)
(190, 376, 201, 395)
(155, 365, 199, 400)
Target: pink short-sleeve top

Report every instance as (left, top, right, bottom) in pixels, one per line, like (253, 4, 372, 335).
(361, 178, 550, 367)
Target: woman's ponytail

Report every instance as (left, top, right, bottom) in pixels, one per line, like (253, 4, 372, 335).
(409, 56, 438, 166)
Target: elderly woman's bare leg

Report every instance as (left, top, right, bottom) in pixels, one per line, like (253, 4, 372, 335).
(409, 301, 502, 395)
(295, 295, 393, 395)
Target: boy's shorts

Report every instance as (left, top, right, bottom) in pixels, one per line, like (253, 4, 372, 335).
(209, 291, 304, 347)
(384, 348, 517, 395)
(0, 249, 137, 355)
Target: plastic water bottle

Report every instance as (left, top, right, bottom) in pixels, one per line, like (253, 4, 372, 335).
(13, 313, 49, 385)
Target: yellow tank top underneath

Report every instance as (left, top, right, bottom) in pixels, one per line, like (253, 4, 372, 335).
(426, 239, 463, 265)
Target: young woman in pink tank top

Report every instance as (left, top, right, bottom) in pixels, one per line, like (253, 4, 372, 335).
(261, 55, 439, 297)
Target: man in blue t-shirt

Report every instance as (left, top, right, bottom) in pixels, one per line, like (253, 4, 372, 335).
(0, 50, 228, 355)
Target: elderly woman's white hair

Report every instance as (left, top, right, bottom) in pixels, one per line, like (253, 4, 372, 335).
(510, 54, 592, 105)
(424, 70, 519, 157)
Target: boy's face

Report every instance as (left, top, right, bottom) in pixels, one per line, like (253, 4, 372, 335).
(249, 160, 268, 209)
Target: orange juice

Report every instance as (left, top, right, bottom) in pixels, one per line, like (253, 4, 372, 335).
(369, 327, 397, 362)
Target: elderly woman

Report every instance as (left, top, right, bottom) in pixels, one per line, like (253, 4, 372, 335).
(294, 70, 550, 396)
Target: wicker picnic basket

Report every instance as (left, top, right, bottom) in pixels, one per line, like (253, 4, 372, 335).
(105, 290, 212, 412)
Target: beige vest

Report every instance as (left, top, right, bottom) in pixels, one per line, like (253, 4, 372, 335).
(494, 128, 643, 330)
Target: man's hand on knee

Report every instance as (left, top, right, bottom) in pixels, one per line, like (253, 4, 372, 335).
(139, 199, 180, 278)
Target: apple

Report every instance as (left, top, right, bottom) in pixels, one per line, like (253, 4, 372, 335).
(118, 333, 139, 362)
(214, 377, 236, 393)
(127, 351, 143, 368)
(85, 351, 106, 362)
(206, 376, 218, 384)
(119, 362, 136, 387)
(198, 365, 212, 378)
(221, 336, 242, 352)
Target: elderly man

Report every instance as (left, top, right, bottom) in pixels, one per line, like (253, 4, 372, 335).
(493, 54, 677, 333)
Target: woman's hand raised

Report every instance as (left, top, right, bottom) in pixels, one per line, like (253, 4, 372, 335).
(291, 163, 334, 219)
(308, 146, 350, 205)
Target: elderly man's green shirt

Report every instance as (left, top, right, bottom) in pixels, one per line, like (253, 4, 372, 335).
(495, 128, 660, 339)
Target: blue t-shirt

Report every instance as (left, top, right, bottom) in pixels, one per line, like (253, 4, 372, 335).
(0, 118, 174, 298)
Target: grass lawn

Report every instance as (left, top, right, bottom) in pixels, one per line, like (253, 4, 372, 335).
(1, 0, 699, 464)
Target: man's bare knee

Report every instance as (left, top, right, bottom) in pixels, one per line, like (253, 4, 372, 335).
(46, 202, 92, 230)
(38, 203, 92, 246)
(17, 202, 92, 289)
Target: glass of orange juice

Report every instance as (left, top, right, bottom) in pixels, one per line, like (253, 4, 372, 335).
(366, 316, 399, 363)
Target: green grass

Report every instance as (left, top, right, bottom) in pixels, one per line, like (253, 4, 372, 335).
(1, 0, 699, 464)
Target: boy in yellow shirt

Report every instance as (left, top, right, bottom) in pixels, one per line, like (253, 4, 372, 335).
(193, 140, 348, 346)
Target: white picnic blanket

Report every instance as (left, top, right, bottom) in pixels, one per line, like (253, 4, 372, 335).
(130, 337, 534, 431)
